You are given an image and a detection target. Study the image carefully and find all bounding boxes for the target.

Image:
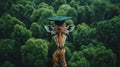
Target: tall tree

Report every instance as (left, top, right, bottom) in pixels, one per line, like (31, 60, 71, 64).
(66, 8, 78, 23)
(52, 0, 66, 10)
(96, 15, 120, 67)
(30, 22, 45, 38)
(69, 0, 80, 9)
(21, 38, 48, 67)
(68, 51, 90, 67)
(30, 3, 55, 25)
(77, 6, 94, 24)
(0, 39, 15, 63)
(0, 61, 15, 67)
(12, 24, 32, 47)
(72, 23, 96, 50)
(92, 0, 110, 21)
(10, 1, 36, 27)
(0, 0, 15, 16)
(105, 4, 120, 20)
(0, 14, 25, 39)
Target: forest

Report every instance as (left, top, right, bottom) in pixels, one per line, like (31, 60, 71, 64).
(0, 0, 120, 67)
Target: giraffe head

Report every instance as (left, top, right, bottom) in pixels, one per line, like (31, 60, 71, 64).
(44, 23, 75, 47)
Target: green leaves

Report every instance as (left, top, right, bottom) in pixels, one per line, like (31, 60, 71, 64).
(12, 24, 32, 46)
(68, 51, 90, 67)
(9, 1, 36, 27)
(77, 5, 94, 24)
(0, 39, 15, 61)
(0, 61, 15, 67)
(30, 22, 42, 38)
(21, 38, 48, 67)
(93, 49, 116, 67)
(0, 14, 25, 38)
(96, 16, 120, 63)
(0, 0, 119, 67)
(68, 45, 116, 67)
(30, 3, 55, 25)
(0, 0, 15, 16)
(52, 0, 66, 10)
(72, 23, 96, 50)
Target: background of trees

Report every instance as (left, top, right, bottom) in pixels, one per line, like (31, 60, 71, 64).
(0, 0, 120, 67)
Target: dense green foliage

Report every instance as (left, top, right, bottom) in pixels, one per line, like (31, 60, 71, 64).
(0, 14, 25, 38)
(21, 38, 48, 67)
(12, 24, 32, 46)
(0, 0, 120, 67)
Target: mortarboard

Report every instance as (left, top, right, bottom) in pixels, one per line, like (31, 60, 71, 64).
(47, 16, 72, 26)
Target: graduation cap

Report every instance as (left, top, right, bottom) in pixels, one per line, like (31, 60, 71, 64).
(47, 16, 72, 26)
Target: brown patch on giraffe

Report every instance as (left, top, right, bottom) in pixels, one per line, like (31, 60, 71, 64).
(53, 23, 67, 47)
(52, 49, 67, 67)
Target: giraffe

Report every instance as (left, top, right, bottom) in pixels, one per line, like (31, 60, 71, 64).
(44, 23, 75, 67)
(52, 48, 67, 67)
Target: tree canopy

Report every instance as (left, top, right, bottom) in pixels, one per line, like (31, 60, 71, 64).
(0, 0, 120, 67)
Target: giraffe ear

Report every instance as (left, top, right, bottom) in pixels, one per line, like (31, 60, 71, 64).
(44, 25, 54, 33)
(66, 24, 75, 32)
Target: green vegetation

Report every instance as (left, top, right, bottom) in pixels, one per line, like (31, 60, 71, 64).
(21, 38, 48, 67)
(0, 0, 120, 67)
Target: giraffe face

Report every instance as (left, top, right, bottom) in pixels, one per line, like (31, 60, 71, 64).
(44, 24, 75, 47)
(53, 26, 67, 47)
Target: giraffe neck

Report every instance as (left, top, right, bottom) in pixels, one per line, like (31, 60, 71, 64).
(53, 49, 67, 67)
(59, 52, 67, 67)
